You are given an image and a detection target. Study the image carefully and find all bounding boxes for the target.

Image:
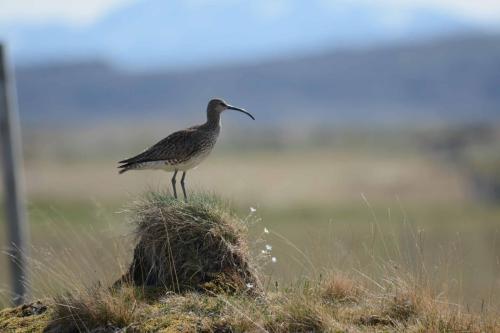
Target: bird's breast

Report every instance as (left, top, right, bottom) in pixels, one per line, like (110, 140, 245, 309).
(174, 149, 212, 171)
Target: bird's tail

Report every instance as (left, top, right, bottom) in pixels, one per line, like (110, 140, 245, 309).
(118, 163, 133, 174)
(118, 159, 151, 174)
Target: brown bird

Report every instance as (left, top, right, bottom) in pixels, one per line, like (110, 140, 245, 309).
(118, 98, 254, 201)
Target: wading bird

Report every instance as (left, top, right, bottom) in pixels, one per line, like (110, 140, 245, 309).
(118, 98, 254, 201)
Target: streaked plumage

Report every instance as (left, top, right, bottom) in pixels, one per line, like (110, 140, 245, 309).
(118, 98, 254, 200)
(118, 125, 219, 173)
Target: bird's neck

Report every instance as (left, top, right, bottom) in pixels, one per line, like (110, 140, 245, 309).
(205, 110, 221, 129)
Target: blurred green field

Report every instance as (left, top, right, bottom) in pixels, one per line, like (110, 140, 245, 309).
(1, 126, 500, 312)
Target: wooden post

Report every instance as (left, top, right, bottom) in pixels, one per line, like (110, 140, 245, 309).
(0, 43, 29, 305)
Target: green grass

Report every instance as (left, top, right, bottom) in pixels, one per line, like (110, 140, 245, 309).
(0, 199, 127, 307)
(254, 201, 500, 310)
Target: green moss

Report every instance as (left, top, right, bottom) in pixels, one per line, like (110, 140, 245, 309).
(0, 302, 51, 333)
(140, 293, 266, 333)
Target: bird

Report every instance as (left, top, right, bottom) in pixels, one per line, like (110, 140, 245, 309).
(118, 98, 254, 201)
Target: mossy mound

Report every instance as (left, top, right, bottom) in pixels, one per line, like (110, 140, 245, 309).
(4, 275, 498, 333)
(115, 192, 260, 295)
(0, 301, 50, 332)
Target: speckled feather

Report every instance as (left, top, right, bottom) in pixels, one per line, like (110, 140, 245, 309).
(118, 124, 220, 173)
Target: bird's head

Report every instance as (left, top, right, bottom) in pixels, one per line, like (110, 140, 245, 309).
(207, 98, 255, 120)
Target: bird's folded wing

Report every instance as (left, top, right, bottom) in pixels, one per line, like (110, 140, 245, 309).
(119, 129, 200, 165)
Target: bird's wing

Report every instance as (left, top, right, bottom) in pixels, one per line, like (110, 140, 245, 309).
(119, 127, 202, 165)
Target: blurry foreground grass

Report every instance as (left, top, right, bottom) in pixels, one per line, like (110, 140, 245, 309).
(1, 192, 498, 332)
(0, 200, 129, 307)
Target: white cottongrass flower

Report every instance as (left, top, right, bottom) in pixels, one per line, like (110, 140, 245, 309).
(246, 283, 254, 289)
(264, 227, 269, 234)
(271, 257, 277, 263)
(250, 207, 256, 213)
(265, 244, 272, 251)
(261, 250, 267, 254)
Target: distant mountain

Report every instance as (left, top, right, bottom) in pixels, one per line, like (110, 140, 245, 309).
(15, 33, 500, 125)
(2, 0, 475, 69)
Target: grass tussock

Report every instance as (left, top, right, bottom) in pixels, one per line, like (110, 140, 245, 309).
(115, 192, 261, 295)
(46, 286, 141, 333)
(320, 273, 363, 305)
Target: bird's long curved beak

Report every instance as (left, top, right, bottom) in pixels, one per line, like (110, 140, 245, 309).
(227, 105, 255, 120)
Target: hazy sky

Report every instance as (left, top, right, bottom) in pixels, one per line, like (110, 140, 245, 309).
(2, 0, 500, 27)
(1, 0, 499, 68)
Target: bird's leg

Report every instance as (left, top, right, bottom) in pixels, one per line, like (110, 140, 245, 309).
(171, 170, 178, 199)
(180, 171, 187, 202)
